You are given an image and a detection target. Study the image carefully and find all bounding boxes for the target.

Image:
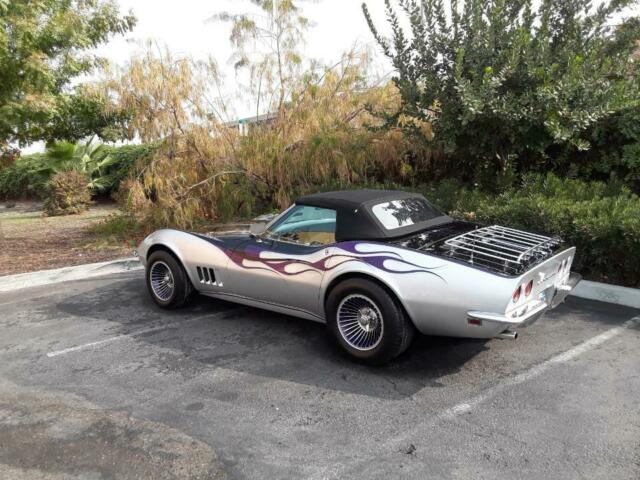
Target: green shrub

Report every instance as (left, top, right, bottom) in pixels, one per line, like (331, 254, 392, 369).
(364, 0, 640, 191)
(101, 143, 158, 195)
(0, 142, 157, 199)
(44, 171, 92, 216)
(0, 153, 55, 199)
(43, 140, 158, 195)
(431, 174, 640, 287)
(0, 146, 20, 169)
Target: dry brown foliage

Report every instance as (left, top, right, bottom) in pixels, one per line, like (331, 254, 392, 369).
(44, 171, 93, 216)
(103, 47, 431, 231)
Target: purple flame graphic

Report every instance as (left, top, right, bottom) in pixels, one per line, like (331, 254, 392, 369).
(222, 240, 442, 280)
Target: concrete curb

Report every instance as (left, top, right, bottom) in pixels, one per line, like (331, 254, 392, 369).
(571, 280, 640, 309)
(0, 257, 142, 293)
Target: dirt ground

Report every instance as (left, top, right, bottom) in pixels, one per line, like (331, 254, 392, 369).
(0, 201, 132, 276)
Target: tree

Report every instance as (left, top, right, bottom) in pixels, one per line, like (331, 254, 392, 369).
(102, 45, 411, 230)
(45, 138, 121, 192)
(0, 0, 136, 147)
(363, 0, 640, 188)
(211, 0, 311, 114)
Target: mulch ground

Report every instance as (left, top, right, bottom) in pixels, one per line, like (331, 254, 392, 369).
(0, 201, 132, 276)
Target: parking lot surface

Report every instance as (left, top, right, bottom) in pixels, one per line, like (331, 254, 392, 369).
(0, 271, 639, 479)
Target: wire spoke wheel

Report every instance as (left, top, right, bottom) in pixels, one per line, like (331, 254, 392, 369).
(337, 294, 384, 351)
(149, 261, 175, 301)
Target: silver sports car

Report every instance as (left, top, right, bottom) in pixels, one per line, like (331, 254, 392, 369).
(138, 189, 581, 363)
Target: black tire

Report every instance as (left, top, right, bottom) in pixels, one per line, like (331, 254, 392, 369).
(326, 278, 415, 364)
(146, 250, 192, 309)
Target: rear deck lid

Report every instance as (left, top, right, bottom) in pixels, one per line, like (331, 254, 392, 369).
(436, 225, 563, 276)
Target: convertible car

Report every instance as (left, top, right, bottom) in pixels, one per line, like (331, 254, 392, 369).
(137, 189, 580, 363)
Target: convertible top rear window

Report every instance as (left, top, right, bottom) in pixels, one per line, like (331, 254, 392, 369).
(372, 198, 443, 230)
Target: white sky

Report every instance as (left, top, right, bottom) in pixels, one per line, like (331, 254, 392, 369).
(25, 0, 392, 153)
(98, 0, 391, 69)
(98, 0, 393, 116)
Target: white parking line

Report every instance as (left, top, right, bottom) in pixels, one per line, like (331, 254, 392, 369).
(439, 316, 640, 420)
(46, 309, 242, 358)
(385, 315, 640, 450)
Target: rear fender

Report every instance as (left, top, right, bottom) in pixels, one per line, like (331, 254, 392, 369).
(319, 242, 451, 325)
(506, 247, 577, 316)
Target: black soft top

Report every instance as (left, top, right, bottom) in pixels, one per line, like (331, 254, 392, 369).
(296, 189, 452, 241)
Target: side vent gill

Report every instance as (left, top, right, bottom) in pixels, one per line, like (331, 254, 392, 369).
(196, 266, 217, 285)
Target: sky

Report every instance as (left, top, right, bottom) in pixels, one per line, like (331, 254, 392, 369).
(97, 0, 394, 116)
(25, 0, 393, 153)
(97, 0, 391, 69)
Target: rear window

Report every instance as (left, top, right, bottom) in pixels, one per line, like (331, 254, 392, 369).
(371, 198, 443, 230)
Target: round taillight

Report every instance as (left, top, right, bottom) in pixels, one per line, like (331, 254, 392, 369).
(524, 280, 533, 297)
(512, 285, 522, 303)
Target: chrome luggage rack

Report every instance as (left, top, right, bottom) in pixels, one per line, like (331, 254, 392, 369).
(442, 225, 562, 275)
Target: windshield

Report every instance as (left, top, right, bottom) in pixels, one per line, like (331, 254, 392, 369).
(264, 204, 337, 245)
(371, 197, 443, 230)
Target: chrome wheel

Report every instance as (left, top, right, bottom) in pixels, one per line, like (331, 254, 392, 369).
(337, 294, 384, 351)
(149, 261, 175, 301)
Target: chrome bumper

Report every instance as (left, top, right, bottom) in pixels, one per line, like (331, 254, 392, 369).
(549, 272, 582, 308)
(468, 272, 582, 327)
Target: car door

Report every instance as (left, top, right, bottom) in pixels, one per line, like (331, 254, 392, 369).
(222, 234, 291, 307)
(271, 241, 329, 315)
(223, 205, 337, 316)
(267, 205, 337, 315)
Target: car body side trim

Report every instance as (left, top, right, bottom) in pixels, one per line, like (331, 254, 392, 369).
(200, 291, 325, 323)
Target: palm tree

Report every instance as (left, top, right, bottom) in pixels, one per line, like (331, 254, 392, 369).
(44, 137, 119, 192)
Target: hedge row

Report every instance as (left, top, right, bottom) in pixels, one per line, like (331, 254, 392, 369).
(424, 174, 640, 287)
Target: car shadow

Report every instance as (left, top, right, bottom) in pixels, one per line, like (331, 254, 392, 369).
(52, 274, 638, 400)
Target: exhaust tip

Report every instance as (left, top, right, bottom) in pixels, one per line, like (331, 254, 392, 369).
(497, 330, 518, 340)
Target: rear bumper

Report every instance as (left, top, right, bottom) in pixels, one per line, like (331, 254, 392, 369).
(468, 272, 582, 328)
(549, 272, 582, 308)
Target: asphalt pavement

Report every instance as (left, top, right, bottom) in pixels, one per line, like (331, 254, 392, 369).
(0, 271, 638, 479)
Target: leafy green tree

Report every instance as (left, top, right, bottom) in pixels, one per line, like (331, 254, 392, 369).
(0, 0, 136, 147)
(363, 0, 640, 188)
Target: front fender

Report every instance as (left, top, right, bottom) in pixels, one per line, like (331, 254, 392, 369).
(138, 229, 230, 288)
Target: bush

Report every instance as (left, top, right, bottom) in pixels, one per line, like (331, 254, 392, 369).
(0, 153, 57, 199)
(89, 212, 142, 243)
(100, 143, 158, 195)
(0, 146, 20, 169)
(112, 49, 432, 231)
(426, 174, 640, 287)
(0, 143, 156, 199)
(44, 171, 93, 216)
